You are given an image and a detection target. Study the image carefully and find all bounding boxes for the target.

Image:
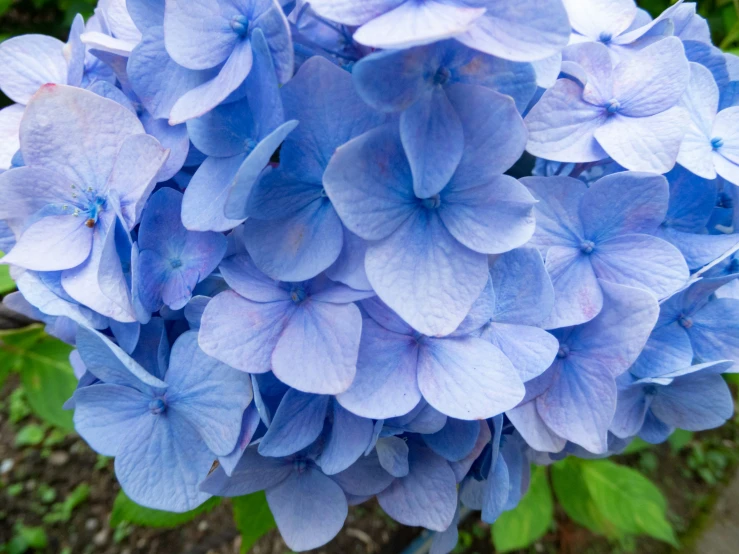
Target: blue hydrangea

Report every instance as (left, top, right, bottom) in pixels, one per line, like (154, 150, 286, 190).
(1, 1, 739, 552)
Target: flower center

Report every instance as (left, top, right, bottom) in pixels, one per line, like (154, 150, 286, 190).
(678, 314, 693, 329)
(149, 398, 166, 415)
(290, 286, 307, 304)
(421, 194, 441, 210)
(599, 32, 613, 44)
(433, 67, 451, 86)
(643, 384, 658, 397)
(557, 344, 570, 359)
(605, 99, 621, 115)
(80, 195, 106, 228)
(230, 15, 249, 36)
(580, 240, 595, 254)
(711, 137, 724, 150)
(293, 458, 308, 473)
(170, 258, 183, 270)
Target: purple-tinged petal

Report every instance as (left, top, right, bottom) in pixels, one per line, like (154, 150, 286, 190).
(377, 445, 457, 532)
(506, 400, 566, 453)
(0, 104, 23, 170)
(199, 290, 291, 373)
(401, 87, 463, 199)
(72, 383, 149, 456)
(610, 383, 650, 439)
(108, 133, 169, 229)
(651, 374, 734, 430)
(417, 337, 524, 420)
(2, 214, 92, 271)
(593, 107, 688, 173)
(114, 412, 214, 512)
(337, 319, 421, 419)
(128, 27, 217, 121)
(456, 0, 570, 62)
(365, 209, 488, 337)
(523, 175, 586, 251)
(259, 390, 329, 457)
(423, 418, 480, 462)
(21, 85, 144, 190)
(353, 1, 485, 50)
(243, 200, 344, 282)
(580, 172, 669, 241)
(183, 154, 247, 232)
(591, 234, 689, 298)
(525, 79, 608, 163)
(165, 332, 252, 456)
(562, 0, 638, 40)
(316, 402, 374, 475)
(169, 39, 254, 125)
(542, 246, 604, 329)
(0, 35, 68, 104)
(439, 174, 536, 255)
(446, 83, 528, 181)
(330, 450, 395, 496)
(163, 0, 237, 69)
(324, 123, 417, 242)
(272, 301, 362, 395)
(612, 38, 689, 118)
(219, 253, 289, 302)
(266, 467, 348, 552)
(376, 436, 410, 478)
(483, 323, 559, 382)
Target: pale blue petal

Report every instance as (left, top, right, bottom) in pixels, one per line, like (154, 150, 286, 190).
(417, 337, 524, 420)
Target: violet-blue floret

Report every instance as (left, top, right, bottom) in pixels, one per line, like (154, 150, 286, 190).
(1, 1, 739, 552)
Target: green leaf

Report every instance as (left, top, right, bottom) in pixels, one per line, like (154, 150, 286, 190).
(582, 459, 678, 546)
(551, 458, 615, 538)
(0, 325, 78, 431)
(15, 423, 46, 447)
(667, 429, 694, 453)
(0, 251, 14, 295)
(622, 437, 652, 454)
(492, 466, 553, 552)
(44, 484, 91, 524)
(231, 492, 276, 553)
(110, 491, 221, 529)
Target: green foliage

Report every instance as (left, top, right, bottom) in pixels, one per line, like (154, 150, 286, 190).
(0, 523, 48, 554)
(231, 492, 276, 553)
(552, 458, 677, 548)
(552, 458, 613, 537)
(492, 466, 553, 553)
(14, 423, 45, 447)
(668, 429, 694, 453)
(0, 252, 14, 295)
(43, 483, 90, 524)
(110, 491, 221, 529)
(0, 325, 77, 431)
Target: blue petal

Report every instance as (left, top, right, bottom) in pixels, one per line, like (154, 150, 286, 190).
(258, 390, 329, 457)
(266, 467, 348, 551)
(377, 444, 457, 532)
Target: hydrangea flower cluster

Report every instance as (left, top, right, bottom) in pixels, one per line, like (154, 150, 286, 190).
(2, 0, 739, 551)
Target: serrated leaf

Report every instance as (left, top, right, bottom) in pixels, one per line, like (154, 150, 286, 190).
(492, 465, 553, 552)
(0, 325, 78, 431)
(582, 459, 678, 546)
(551, 458, 617, 538)
(110, 491, 221, 529)
(0, 251, 15, 295)
(231, 492, 276, 553)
